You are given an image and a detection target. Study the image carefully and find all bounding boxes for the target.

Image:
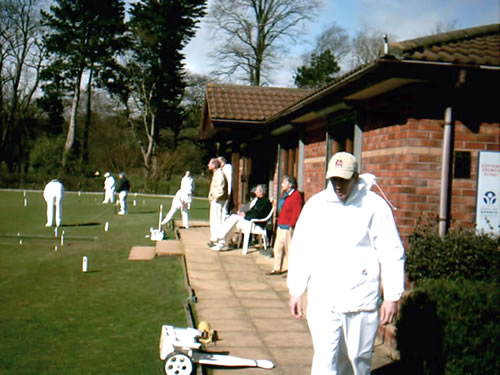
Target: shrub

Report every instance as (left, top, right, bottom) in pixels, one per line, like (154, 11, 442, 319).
(396, 278, 500, 375)
(407, 221, 499, 284)
(29, 135, 65, 174)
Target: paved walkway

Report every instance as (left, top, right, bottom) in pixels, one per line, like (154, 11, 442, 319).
(166, 222, 395, 375)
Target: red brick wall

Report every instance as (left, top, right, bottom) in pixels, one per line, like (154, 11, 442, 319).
(362, 118, 500, 243)
(303, 123, 327, 201)
(297, 118, 499, 245)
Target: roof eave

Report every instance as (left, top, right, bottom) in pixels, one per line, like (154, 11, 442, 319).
(267, 55, 499, 130)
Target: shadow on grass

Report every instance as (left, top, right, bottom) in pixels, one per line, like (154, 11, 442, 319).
(60, 222, 100, 227)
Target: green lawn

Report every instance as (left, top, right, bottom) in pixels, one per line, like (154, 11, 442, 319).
(0, 190, 209, 374)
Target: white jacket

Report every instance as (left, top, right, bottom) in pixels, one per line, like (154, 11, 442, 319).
(172, 189, 189, 209)
(180, 175, 194, 194)
(104, 176, 116, 191)
(287, 174, 405, 313)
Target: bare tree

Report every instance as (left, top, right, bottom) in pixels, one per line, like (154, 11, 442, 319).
(350, 27, 397, 69)
(296, 22, 350, 80)
(207, 0, 324, 86)
(0, 0, 46, 171)
(429, 20, 458, 35)
(312, 22, 350, 65)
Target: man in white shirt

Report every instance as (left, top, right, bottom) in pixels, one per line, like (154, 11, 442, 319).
(162, 189, 190, 229)
(287, 152, 405, 375)
(43, 179, 64, 227)
(102, 172, 116, 204)
(180, 170, 194, 209)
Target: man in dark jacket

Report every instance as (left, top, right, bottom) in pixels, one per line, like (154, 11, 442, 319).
(210, 184, 271, 251)
(116, 172, 130, 215)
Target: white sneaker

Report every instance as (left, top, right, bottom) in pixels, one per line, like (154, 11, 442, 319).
(210, 244, 227, 251)
(45, 223, 52, 227)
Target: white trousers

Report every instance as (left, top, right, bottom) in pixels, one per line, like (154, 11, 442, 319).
(43, 183, 64, 227)
(307, 309, 379, 375)
(222, 199, 231, 220)
(162, 204, 189, 228)
(103, 188, 115, 204)
(209, 200, 224, 242)
(215, 214, 251, 245)
(118, 191, 128, 214)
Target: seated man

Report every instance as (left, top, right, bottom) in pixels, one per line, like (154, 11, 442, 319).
(210, 184, 272, 251)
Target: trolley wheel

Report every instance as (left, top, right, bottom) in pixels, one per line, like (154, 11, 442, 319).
(164, 351, 194, 375)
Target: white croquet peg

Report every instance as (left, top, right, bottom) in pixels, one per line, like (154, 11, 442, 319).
(158, 204, 164, 229)
(24, 198, 28, 207)
(133, 199, 136, 206)
(82, 256, 88, 272)
(60, 231, 65, 246)
(105, 222, 109, 231)
(19, 240, 23, 245)
(55, 245, 58, 252)
(54, 227, 58, 238)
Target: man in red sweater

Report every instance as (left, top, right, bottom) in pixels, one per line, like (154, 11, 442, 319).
(266, 176, 303, 275)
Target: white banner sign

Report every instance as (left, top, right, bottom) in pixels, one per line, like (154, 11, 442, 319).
(475, 151, 499, 235)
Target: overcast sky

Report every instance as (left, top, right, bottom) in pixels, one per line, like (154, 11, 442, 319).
(181, 0, 500, 86)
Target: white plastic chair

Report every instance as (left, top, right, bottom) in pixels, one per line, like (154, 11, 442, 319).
(241, 207, 274, 255)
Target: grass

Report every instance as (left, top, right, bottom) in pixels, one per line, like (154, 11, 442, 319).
(0, 190, 209, 374)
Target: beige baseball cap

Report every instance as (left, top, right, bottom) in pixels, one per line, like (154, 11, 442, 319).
(326, 152, 358, 179)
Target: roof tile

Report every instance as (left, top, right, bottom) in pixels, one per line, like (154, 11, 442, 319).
(390, 24, 499, 66)
(206, 84, 313, 121)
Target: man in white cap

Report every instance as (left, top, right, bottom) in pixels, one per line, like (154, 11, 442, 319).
(43, 179, 64, 227)
(102, 172, 116, 204)
(287, 152, 405, 375)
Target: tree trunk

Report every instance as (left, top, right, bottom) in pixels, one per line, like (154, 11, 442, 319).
(82, 68, 94, 163)
(63, 72, 83, 167)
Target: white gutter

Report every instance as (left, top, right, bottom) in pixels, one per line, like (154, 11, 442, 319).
(439, 107, 455, 237)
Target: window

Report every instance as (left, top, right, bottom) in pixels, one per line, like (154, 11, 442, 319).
(454, 151, 471, 179)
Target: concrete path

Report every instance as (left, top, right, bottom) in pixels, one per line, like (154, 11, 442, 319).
(169, 222, 395, 375)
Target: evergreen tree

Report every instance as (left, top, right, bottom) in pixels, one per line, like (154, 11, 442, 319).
(119, 0, 206, 178)
(294, 49, 340, 89)
(41, 0, 126, 169)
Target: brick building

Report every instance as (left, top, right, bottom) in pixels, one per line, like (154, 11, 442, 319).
(200, 24, 500, 244)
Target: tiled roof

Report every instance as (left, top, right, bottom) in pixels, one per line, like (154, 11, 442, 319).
(389, 23, 499, 66)
(206, 83, 313, 122)
(268, 23, 500, 122)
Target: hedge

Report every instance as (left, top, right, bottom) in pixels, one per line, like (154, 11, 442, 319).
(406, 223, 499, 283)
(398, 222, 500, 374)
(396, 278, 499, 375)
